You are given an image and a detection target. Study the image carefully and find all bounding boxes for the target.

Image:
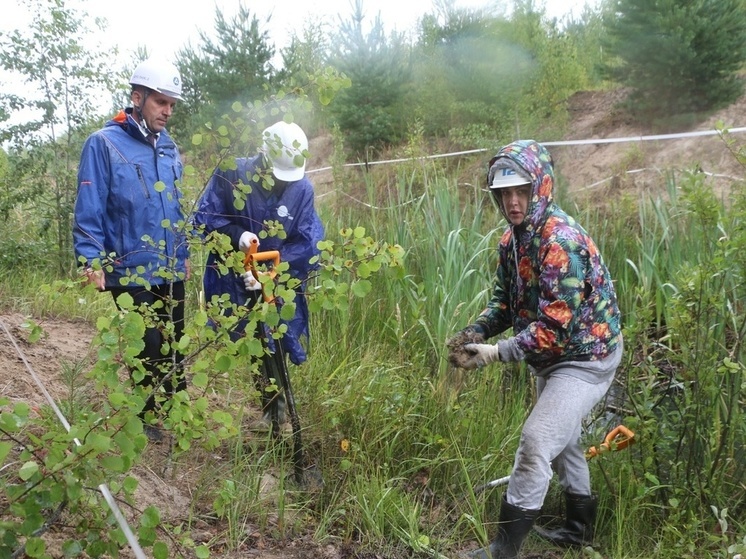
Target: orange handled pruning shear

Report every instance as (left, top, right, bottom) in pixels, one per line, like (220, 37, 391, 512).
(585, 424, 635, 459)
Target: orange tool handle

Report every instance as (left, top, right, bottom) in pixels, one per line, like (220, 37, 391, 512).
(242, 238, 280, 278)
(242, 238, 280, 302)
(585, 425, 635, 459)
(244, 250, 280, 279)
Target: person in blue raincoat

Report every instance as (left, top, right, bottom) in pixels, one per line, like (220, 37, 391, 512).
(195, 120, 324, 430)
(73, 58, 190, 443)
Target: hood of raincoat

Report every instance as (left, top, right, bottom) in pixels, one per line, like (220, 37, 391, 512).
(488, 140, 555, 233)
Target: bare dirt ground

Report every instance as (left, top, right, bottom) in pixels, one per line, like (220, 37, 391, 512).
(2, 88, 746, 558)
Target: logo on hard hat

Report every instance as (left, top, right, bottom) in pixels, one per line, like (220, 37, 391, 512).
(173, 77, 180, 87)
(277, 206, 293, 220)
(490, 164, 532, 189)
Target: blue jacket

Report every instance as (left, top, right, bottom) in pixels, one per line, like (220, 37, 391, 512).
(73, 109, 189, 288)
(195, 154, 324, 365)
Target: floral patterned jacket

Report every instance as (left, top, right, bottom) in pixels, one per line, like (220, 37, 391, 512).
(474, 140, 621, 368)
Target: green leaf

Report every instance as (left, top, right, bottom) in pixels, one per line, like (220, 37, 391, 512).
(215, 354, 233, 372)
(88, 433, 111, 453)
(154, 181, 166, 192)
(108, 392, 127, 407)
(19, 460, 39, 481)
(27, 324, 42, 343)
(193, 310, 208, 327)
(13, 402, 30, 418)
(192, 133, 203, 146)
(138, 526, 157, 547)
(101, 455, 126, 472)
(351, 280, 372, 298)
(280, 302, 296, 321)
(153, 541, 169, 559)
(560, 277, 582, 288)
(124, 415, 143, 435)
(195, 545, 210, 558)
(113, 431, 135, 455)
(0, 441, 12, 463)
(24, 537, 45, 557)
(115, 292, 135, 309)
(62, 539, 84, 556)
(176, 334, 191, 351)
(357, 261, 372, 278)
(192, 372, 209, 388)
(123, 476, 139, 494)
(140, 506, 161, 528)
(98, 346, 114, 361)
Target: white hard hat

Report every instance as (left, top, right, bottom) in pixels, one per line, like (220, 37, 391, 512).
(489, 166, 531, 189)
(129, 58, 183, 101)
(262, 121, 308, 182)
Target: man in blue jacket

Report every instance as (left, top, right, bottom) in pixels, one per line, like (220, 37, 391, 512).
(73, 58, 190, 442)
(195, 120, 324, 432)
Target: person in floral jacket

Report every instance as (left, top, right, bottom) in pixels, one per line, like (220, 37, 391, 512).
(447, 140, 623, 559)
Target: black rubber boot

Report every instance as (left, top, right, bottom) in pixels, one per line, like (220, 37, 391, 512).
(534, 492, 597, 547)
(468, 496, 540, 559)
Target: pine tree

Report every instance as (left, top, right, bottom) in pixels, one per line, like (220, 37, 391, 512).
(326, 0, 410, 157)
(171, 5, 276, 140)
(602, 0, 746, 118)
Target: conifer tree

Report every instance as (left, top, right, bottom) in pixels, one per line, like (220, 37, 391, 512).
(172, 4, 276, 140)
(326, 0, 410, 157)
(602, 0, 746, 118)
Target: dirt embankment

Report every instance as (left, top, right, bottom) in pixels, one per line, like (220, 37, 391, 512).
(549, 89, 746, 203)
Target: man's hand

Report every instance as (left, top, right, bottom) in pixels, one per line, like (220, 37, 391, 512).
(238, 231, 259, 253)
(84, 268, 105, 291)
(242, 271, 262, 291)
(446, 324, 486, 368)
(461, 343, 501, 369)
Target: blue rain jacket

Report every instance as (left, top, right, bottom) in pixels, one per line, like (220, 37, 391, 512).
(195, 154, 324, 365)
(73, 109, 189, 287)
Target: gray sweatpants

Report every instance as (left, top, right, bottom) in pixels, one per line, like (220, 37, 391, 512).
(506, 342, 623, 510)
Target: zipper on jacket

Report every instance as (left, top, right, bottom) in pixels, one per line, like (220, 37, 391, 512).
(135, 164, 151, 199)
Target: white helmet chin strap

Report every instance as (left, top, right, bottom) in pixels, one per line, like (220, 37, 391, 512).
(132, 88, 156, 135)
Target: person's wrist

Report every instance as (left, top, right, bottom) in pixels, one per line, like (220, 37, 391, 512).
(469, 323, 486, 337)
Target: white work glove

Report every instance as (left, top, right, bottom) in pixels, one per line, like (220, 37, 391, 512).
(462, 343, 501, 369)
(238, 231, 259, 253)
(242, 271, 262, 291)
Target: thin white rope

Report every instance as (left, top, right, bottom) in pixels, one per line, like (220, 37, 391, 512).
(0, 318, 147, 559)
(308, 126, 746, 206)
(306, 126, 746, 175)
